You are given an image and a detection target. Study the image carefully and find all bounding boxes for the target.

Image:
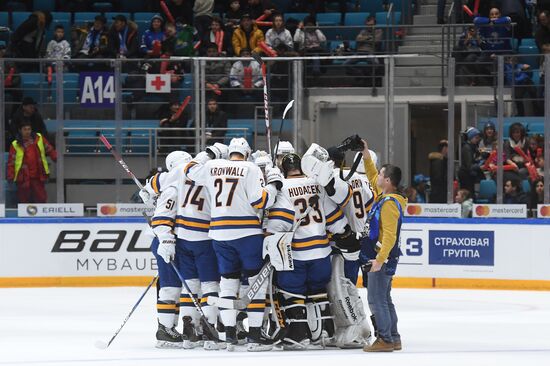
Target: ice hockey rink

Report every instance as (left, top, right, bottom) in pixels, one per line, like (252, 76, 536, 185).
(1, 287, 549, 366)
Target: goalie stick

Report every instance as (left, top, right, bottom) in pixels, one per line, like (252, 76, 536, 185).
(207, 203, 315, 310)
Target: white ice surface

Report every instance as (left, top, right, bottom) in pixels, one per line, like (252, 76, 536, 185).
(1, 287, 549, 366)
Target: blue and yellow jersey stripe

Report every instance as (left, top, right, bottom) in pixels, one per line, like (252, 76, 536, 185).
(339, 185, 353, 207)
(292, 235, 330, 251)
(326, 207, 344, 225)
(151, 173, 161, 194)
(210, 216, 262, 230)
(184, 161, 198, 175)
(151, 216, 174, 228)
(175, 215, 210, 232)
(251, 190, 269, 210)
(268, 208, 295, 224)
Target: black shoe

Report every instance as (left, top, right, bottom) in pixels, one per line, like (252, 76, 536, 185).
(181, 316, 200, 349)
(155, 321, 183, 348)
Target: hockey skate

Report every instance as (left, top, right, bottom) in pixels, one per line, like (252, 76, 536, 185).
(246, 327, 273, 352)
(181, 316, 201, 349)
(236, 312, 248, 345)
(200, 322, 221, 351)
(224, 326, 239, 352)
(155, 321, 183, 349)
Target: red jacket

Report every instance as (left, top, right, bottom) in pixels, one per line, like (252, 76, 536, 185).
(7, 134, 57, 184)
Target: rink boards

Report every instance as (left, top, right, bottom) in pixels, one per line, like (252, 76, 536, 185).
(0, 217, 549, 290)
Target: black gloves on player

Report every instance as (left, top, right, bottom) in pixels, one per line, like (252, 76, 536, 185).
(332, 224, 361, 255)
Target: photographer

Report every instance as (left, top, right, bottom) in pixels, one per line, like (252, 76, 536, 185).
(359, 138, 406, 353)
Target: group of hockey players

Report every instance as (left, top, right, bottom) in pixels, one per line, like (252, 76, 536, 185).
(138, 135, 402, 352)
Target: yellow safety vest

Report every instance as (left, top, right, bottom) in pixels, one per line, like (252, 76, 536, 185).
(12, 133, 49, 181)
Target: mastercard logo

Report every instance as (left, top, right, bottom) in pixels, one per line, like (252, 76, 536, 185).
(540, 206, 550, 217)
(100, 205, 117, 215)
(407, 205, 422, 215)
(475, 205, 490, 216)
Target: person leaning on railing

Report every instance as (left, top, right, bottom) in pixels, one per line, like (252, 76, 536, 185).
(157, 100, 191, 153)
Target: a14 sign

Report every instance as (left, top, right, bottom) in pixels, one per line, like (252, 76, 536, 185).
(79, 72, 115, 108)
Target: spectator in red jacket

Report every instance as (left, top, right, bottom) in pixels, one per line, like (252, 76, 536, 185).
(7, 121, 57, 203)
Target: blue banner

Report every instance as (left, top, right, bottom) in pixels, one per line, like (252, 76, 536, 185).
(429, 230, 494, 266)
(79, 72, 115, 108)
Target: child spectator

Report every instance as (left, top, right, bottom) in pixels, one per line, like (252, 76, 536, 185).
(207, 16, 232, 56)
(140, 14, 165, 57)
(294, 15, 327, 75)
(232, 14, 265, 56)
(7, 121, 57, 203)
(46, 25, 71, 59)
(455, 189, 473, 218)
(265, 13, 294, 55)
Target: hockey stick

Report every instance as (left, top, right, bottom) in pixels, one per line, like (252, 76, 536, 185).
(99, 134, 145, 190)
(208, 204, 315, 310)
(169, 262, 221, 342)
(95, 275, 158, 349)
(251, 52, 272, 156)
(272, 99, 295, 164)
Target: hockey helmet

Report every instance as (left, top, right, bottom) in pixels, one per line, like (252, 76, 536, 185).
(228, 137, 252, 158)
(165, 150, 192, 171)
(281, 153, 303, 177)
(275, 141, 295, 156)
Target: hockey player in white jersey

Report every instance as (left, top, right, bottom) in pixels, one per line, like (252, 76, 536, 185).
(326, 147, 374, 284)
(148, 151, 192, 348)
(185, 137, 283, 352)
(267, 152, 354, 350)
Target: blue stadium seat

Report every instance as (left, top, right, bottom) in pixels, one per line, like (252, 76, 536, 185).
(284, 13, 308, 22)
(20, 73, 46, 103)
(521, 38, 536, 47)
(478, 180, 496, 203)
(51, 73, 79, 104)
(518, 44, 540, 68)
(74, 12, 99, 25)
(133, 12, 157, 22)
(47, 12, 71, 42)
(345, 12, 370, 26)
(317, 12, 341, 26)
(33, 0, 55, 12)
(226, 119, 254, 145)
(0, 12, 9, 28)
(376, 11, 401, 25)
(11, 12, 31, 30)
(522, 179, 531, 194)
(92, 2, 114, 12)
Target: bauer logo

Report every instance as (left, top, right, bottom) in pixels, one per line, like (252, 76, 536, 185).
(429, 230, 494, 266)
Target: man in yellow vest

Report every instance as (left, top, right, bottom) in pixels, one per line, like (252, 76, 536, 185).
(7, 121, 57, 203)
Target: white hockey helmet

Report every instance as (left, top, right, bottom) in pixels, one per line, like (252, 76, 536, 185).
(275, 141, 295, 156)
(355, 150, 378, 174)
(253, 150, 273, 170)
(165, 150, 192, 171)
(228, 137, 252, 158)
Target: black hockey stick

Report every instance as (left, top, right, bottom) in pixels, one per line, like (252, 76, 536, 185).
(251, 52, 272, 155)
(95, 275, 158, 349)
(272, 99, 295, 165)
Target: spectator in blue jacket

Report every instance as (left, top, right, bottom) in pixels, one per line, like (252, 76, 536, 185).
(140, 14, 165, 57)
(505, 56, 538, 116)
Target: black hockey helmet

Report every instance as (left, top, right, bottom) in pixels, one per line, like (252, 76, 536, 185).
(281, 153, 303, 177)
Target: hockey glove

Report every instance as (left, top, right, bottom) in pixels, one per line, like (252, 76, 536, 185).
(265, 166, 283, 190)
(332, 225, 360, 261)
(194, 151, 212, 164)
(138, 189, 152, 205)
(157, 238, 176, 263)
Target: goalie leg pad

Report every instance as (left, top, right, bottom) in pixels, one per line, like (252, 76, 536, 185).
(307, 292, 334, 341)
(219, 277, 240, 327)
(280, 290, 310, 345)
(246, 273, 269, 328)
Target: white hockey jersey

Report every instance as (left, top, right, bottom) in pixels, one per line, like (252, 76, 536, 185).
(185, 159, 276, 241)
(150, 166, 211, 242)
(332, 168, 374, 234)
(266, 176, 348, 261)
